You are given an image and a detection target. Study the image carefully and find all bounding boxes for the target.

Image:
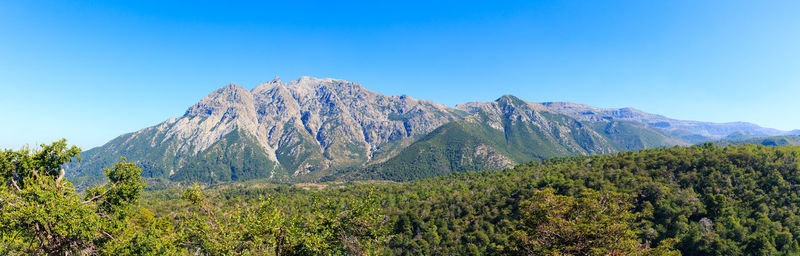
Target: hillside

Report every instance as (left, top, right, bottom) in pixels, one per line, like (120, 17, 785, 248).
(713, 135, 800, 147)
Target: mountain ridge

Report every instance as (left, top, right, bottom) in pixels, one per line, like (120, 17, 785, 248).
(68, 77, 465, 184)
(66, 77, 796, 187)
(345, 94, 687, 181)
(540, 101, 789, 141)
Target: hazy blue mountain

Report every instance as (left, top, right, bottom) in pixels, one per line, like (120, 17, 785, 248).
(540, 102, 788, 141)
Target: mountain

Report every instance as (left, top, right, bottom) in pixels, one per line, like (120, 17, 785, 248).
(540, 102, 788, 142)
(67, 77, 794, 186)
(346, 95, 686, 181)
(67, 77, 463, 185)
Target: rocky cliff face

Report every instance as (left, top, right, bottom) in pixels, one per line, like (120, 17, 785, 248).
(68, 77, 462, 182)
(163, 83, 262, 156)
(248, 76, 464, 176)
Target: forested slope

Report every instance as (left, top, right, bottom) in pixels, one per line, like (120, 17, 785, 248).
(140, 143, 800, 255)
(5, 140, 800, 255)
(335, 143, 800, 255)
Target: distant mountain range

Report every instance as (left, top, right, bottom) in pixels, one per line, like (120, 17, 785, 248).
(65, 77, 800, 186)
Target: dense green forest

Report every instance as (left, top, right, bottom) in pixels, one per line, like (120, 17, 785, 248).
(4, 139, 800, 255)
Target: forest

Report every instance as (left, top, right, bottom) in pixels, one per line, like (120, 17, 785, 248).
(3, 139, 800, 255)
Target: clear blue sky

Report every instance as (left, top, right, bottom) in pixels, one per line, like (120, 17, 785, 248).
(2, 1, 799, 150)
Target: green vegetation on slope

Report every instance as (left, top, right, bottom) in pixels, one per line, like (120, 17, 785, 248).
(351, 121, 509, 181)
(713, 135, 800, 147)
(504, 143, 800, 255)
(7, 140, 800, 255)
(591, 120, 685, 151)
(174, 129, 284, 183)
(338, 143, 800, 255)
(351, 110, 685, 182)
(68, 128, 286, 190)
(1, 140, 388, 255)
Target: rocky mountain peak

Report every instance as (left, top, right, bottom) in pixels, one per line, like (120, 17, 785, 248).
(270, 76, 282, 84)
(455, 101, 490, 113)
(497, 94, 521, 102)
(496, 95, 528, 111)
(168, 76, 464, 176)
(459, 95, 549, 115)
(185, 83, 254, 117)
(497, 95, 550, 114)
(287, 76, 352, 87)
(252, 77, 285, 94)
(285, 76, 367, 98)
(213, 83, 250, 97)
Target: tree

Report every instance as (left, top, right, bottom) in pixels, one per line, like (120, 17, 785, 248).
(0, 140, 160, 255)
(507, 188, 679, 256)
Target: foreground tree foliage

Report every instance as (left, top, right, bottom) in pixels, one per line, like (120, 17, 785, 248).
(349, 143, 800, 255)
(176, 183, 388, 255)
(0, 140, 151, 254)
(4, 140, 800, 255)
(1, 140, 389, 255)
(509, 189, 660, 255)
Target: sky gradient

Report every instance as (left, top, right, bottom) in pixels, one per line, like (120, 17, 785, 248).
(2, 0, 799, 150)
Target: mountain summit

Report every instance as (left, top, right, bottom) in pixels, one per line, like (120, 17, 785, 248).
(68, 77, 463, 183)
(66, 77, 795, 186)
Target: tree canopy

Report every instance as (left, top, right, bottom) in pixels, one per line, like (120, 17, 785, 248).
(4, 140, 800, 255)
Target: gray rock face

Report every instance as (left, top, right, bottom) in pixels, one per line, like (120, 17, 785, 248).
(166, 83, 261, 155)
(247, 76, 463, 175)
(72, 77, 463, 181)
